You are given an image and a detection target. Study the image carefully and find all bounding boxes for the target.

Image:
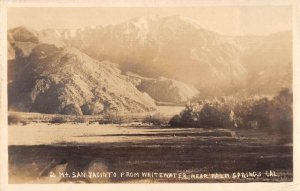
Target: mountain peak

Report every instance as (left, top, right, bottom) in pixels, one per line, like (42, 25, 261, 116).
(127, 15, 205, 30)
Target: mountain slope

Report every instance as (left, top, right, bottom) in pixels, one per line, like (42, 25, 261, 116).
(61, 15, 292, 96)
(63, 16, 246, 94)
(8, 37, 156, 115)
(139, 77, 199, 104)
(126, 72, 199, 103)
(238, 31, 292, 95)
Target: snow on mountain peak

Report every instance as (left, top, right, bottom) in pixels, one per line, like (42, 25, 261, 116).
(131, 17, 150, 43)
(125, 15, 206, 44)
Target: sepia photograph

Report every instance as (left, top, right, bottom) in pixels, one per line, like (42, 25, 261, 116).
(1, 1, 298, 187)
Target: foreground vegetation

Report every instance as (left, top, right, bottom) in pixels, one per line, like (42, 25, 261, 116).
(169, 89, 292, 135)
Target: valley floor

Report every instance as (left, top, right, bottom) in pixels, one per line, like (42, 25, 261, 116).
(8, 122, 292, 183)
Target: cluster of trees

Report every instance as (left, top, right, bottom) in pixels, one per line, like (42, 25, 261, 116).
(169, 89, 292, 134)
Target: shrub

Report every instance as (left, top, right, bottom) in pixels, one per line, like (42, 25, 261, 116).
(142, 114, 166, 125)
(50, 117, 66, 124)
(268, 88, 293, 135)
(169, 114, 182, 126)
(170, 100, 234, 128)
(73, 117, 86, 123)
(8, 113, 22, 125)
(98, 113, 124, 124)
(233, 98, 271, 129)
(234, 89, 292, 132)
(169, 88, 293, 132)
(198, 102, 233, 128)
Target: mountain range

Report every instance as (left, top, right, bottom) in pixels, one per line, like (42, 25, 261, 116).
(7, 15, 292, 115)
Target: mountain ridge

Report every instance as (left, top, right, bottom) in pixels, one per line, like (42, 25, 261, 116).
(8, 42, 157, 115)
(7, 15, 292, 114)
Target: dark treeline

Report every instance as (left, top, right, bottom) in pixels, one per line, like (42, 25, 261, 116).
(170, 88, 292, 135)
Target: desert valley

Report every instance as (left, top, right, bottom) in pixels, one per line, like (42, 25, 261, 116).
(7, 14, 293, 183)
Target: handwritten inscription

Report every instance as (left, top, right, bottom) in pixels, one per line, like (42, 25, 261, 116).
(49, 170, 278, 180)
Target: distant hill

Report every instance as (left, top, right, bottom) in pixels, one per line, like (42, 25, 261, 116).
(8, 30, 156, 115)
(126, 72, 199, 103)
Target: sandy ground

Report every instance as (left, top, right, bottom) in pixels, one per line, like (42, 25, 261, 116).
(8, 123, 235, 145)
(8, 123, 293, 183)
(9, 123, 200, 145)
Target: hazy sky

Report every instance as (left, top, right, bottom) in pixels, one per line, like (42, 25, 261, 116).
(8, 6, 292, 36)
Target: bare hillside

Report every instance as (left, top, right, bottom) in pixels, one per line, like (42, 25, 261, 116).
(127, 73, 199, 103)
(8, 32, 156, 115)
